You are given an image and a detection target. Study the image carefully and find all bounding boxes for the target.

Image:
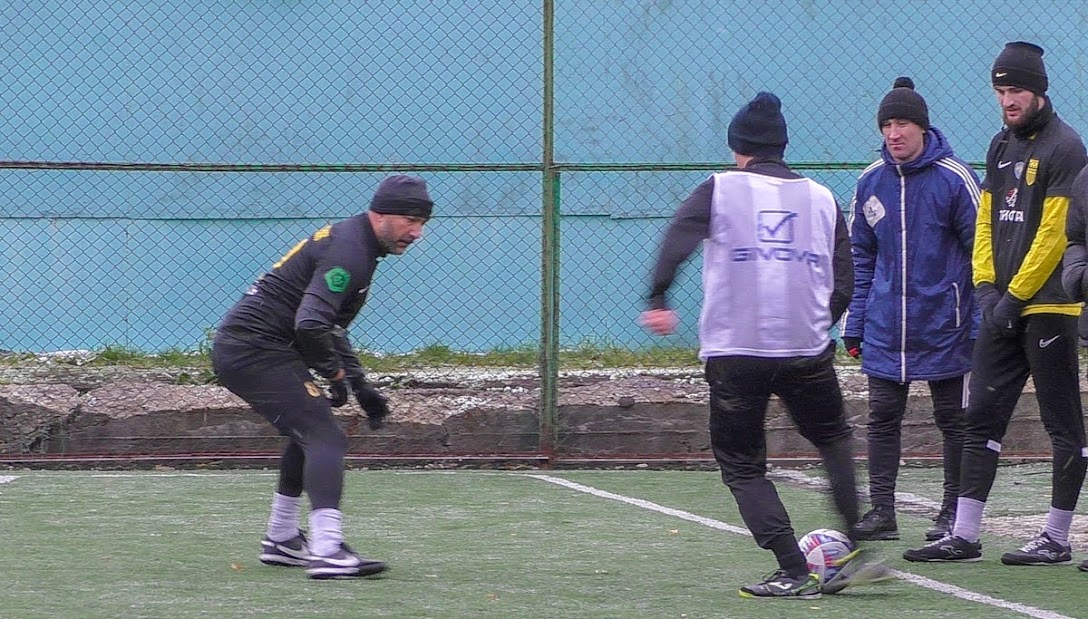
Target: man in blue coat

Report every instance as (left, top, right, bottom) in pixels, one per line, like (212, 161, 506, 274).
(842, 77, 980, 543)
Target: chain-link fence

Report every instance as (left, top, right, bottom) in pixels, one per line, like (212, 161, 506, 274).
(1, 1, 1085, 456)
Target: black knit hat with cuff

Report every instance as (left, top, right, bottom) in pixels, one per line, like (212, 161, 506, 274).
(877, 76, 929, 129)
(369, 175, 434, 218)
(992, 41, 1048, 95)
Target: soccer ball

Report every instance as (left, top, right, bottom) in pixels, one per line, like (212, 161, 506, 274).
(798, 529, 856, 582)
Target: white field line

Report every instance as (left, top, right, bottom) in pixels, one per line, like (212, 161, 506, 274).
(770, 467, 941, 509)
(527, 473, 749, 535)
(773, 468, 1088, 553)
(527, 473, 1078, 619)
(0, 475, 16, 485)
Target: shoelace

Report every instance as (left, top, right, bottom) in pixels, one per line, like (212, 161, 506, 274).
(1020, 536, 1050, 552)
(760, 569, 791, 584)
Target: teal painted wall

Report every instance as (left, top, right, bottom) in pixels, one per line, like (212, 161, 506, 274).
(1, 1, 1085, 351)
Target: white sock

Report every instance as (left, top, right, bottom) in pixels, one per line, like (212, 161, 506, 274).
(1044, 507, 1074, 545)
(266, 492, 303, 542)
(309, 508, 345, 556)
(950, 497, 985, 543)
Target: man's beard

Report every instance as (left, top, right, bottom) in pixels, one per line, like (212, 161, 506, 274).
(1004, 96, 1042, 127)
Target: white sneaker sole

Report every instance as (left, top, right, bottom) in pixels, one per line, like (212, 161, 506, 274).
(307, 561, 388, 579)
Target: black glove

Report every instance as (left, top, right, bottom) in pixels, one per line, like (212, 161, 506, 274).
(841, 336, 862, 358)
(350, 376, 390, 430)
(327, 379, 350, 408)
(989, 292, 1028, 338)
(974, 283, 1001, 325)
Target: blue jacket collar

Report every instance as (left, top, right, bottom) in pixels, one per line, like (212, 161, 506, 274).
(879, 126, 954, 174)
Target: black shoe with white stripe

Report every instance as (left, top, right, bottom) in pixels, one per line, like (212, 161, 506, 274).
(738, 569, 821, 599)
(903, 535, 982, 563)
(259, 531, 310, 567)
(306, 542, 388, 580)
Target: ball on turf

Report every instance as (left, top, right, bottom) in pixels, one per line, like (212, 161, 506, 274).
(798, 528, 856, 581)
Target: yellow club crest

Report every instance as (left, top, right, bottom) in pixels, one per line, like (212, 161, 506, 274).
(1026, 158, 1039, 186)
(304, 381, 322, 398)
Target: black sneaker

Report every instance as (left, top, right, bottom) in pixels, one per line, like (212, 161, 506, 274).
(903, 536, 982, 562)
(1078, 559, 1088, 572)
(925, 504, 956, 541)
(306, 542, 388, 580)
(259, 531, 309, 567)
(852, 507, 900, 541)
(822, 548, 895, 594)
(738, 569, 821, 599)
(1000, 532, 1072, 566)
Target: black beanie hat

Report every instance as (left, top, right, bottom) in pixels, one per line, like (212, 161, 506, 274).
(877, 77, 929, 129)
(727, 92, 788, 158)
(369, 175, 434, 218)
(992, 41, 1048, 94)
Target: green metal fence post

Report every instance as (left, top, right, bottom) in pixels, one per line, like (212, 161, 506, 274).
(539, 0, 559, 460)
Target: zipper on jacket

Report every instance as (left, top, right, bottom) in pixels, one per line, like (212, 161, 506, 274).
(897, 166, 907, 384)
(953, 283, 961, 328)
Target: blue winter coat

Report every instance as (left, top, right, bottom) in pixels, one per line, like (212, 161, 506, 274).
(844, 127, 981, 382)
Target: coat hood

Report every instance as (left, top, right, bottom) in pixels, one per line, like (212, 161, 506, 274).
(880, 126, 954, 174)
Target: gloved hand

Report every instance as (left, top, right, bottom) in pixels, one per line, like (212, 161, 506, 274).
(841, 336, 862, 358)
(350, 376, 390, 430)
(974, 283, 1001, 325)
(989, 292, 1027, 338)
(327, 379, 350, 408)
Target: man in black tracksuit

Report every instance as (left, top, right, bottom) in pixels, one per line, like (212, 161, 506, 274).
(905, 42, 1088, 566)
(212, 175, 433, 579)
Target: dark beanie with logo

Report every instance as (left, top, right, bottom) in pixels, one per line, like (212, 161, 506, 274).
(992, 41, 1048, 95)
(727, 92, 788, 158)
(877, 76, 929, 129)
(369, 175, 434, 218)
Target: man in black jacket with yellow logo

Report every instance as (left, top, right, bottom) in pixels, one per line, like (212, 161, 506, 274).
(906, 42, 1087, 566)
(213, 175, 433, 579)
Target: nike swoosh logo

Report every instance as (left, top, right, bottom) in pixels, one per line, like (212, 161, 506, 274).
(998, 161, 1013, 168)
(313, 554, 362, 567)
(995, 72, 1008, 77)
(1040, 335, 1061, 348)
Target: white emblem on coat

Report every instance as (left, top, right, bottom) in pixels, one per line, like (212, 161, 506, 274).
(863, 195, 886, 227)
(1014, 162, 1025, 179)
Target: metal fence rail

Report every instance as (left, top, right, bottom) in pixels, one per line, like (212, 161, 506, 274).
(0, 1, 1083, 455)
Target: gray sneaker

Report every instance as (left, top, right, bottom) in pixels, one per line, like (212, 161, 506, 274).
(1000, 532, 1072, 566)
(259, 531, 309, 567)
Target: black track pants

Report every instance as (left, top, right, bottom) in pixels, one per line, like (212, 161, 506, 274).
(959, 314, 1086, 511)
(212, 333, 349, 510)
(866, 375, 966, 510)
(706, 344, 858, 574)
